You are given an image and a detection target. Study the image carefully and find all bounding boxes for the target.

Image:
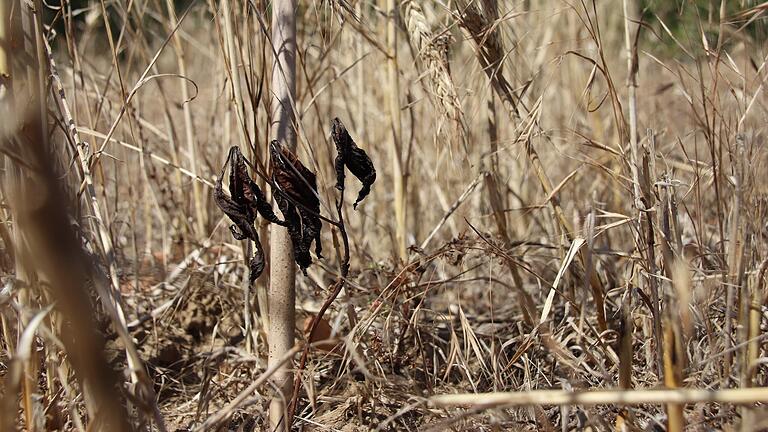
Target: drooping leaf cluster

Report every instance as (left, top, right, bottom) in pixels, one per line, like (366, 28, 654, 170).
(331, 117, 376, 208)
(214, 146, 286, 282)
(270, 140, 322, 274)
(214, 118, 375, 281)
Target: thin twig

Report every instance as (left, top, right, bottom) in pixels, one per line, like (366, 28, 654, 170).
(430, 387, 768, 409)
(287, 180, 352, 421)
(420, 171, 487, 250)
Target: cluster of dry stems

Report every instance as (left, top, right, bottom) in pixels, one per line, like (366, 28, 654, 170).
(1, 0, 768, 431)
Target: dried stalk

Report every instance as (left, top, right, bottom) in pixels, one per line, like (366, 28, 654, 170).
(622, 0, 663, 380)
(0, 3, 132, 429)
(455, 0, 607, 330)
(0, 0, 7, 81)
(663, 318, 685, 431)
(221, 0, 263, 353)
(387, 0, 407, 260)
(164, 0, 206, 237)
(42, 20, 167, 432)
(622, 0, 642, 210)
(430, 387, 768, 408)
(725, 135, 745, 380)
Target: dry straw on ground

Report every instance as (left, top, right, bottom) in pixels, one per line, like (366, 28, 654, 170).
(1, 0, 768, 431)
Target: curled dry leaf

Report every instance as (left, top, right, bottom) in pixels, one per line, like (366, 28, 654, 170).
(269, 140, 322, 274)
(302, 315, 341, 353)
(331, 117, 376, 208)
(214, 146, 286, 282)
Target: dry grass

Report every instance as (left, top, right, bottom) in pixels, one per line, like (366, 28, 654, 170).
(1, 0, 768, 431)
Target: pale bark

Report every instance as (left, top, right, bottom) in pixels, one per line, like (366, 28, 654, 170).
(269, 0, 297, 430)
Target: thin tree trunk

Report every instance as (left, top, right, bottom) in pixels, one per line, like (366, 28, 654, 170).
(269, 0, 297, 430)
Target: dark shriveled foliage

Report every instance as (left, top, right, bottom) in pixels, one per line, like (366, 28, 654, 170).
(331, 117, 376, 208)
(269, 140, 322, 274)
(214, 146, 286, 282)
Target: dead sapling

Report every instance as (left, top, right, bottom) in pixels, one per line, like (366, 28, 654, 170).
(214, 120, 375, 425)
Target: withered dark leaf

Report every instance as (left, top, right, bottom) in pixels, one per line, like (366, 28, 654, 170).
(331, 117, 376, 208)
(249, 243, 266, 284)
(269, 140, 323, 274)
(214, 146, 285, 282)
(230, 146, 287, 227)
(215, 148, 257, 242)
